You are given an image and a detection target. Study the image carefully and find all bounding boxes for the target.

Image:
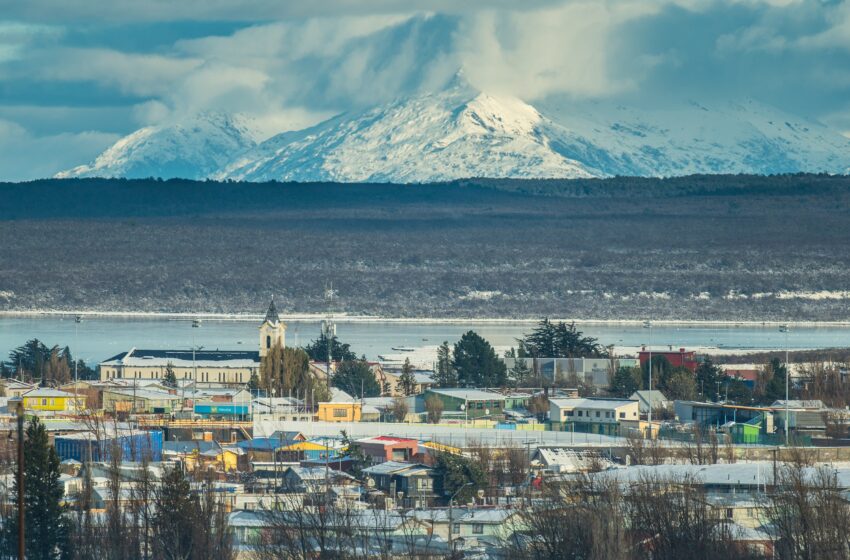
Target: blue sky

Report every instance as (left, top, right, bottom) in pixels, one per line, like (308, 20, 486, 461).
(2, 0, 850, 181)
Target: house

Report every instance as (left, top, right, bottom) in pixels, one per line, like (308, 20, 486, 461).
(674, 401, 774, 432)
(423, 388, 506, 419)
(549, 398, 639, 436)
(101, 387, 181, 414)
(98, 300, 283, 385)
(629, 390, 669, 414)
(361, 461, 437, 508)
(317, 388, 362, 422)
(237, 432, 306, 462)
(1, 379, 36, 399)
(357, 436, 419, 464)
(531, 447, 613, 474)
(502, 357, 639, 389)
(770, 400, 828, 434)
(21, 387, 86, 413)
(378, 367, 435, 396)
(638, 346, 698, 373)
(280, 465, 355, 493)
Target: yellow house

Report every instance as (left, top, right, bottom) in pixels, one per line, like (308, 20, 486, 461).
(317, 388, 362, 423)
(317, 402, 362, 423)
(22, 388, 86, 413)
(201, 447, 243, 472)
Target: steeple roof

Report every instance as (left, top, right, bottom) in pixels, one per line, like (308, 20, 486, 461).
(264, 297, 280, 324)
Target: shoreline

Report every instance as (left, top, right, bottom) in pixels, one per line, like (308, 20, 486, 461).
(2, 309, 850, 328)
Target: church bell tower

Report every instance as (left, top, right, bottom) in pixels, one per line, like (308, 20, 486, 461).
(259, 297, 286, 357)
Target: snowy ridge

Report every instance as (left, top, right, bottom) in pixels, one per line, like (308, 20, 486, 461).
(57, 112, 259, 180)
(216, 84, 594, 182)
(59, 85, 850, 182)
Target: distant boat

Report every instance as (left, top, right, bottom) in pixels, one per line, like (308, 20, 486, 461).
(391, 346, 416, 352)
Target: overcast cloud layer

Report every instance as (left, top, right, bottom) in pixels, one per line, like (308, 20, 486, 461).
(2, 0, 850, 181)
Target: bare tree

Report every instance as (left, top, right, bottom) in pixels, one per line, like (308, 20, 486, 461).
(765, 463, 850, 559)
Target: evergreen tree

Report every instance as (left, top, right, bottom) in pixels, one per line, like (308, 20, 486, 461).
(397, 358, 417, 396)
(247, 370, 260, 393)
(763, 357, 789, 403)
(163, 362, 177, 388)
(452, 331, 507, 387)
(664, 369, 697, 401)
(695, 358, 723, 401)
(505, 348, 532, 387)
(434, 341, 457, 387)
(609, 365, 641, 398)
(5, 417, 70, 559)
(434, 453, 486, 504)
(520, 318, 606, 358)
(333, 360, 381, 398)
(152, 467, 196, 560)
(304, 332, 357, 363)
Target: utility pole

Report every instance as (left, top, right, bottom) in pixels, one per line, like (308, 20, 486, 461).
(74, 314, 81, 414)
(17, 400, 25, 560)
(780, 324, 790, 446)
(323, 284, 337, 385)
(643, 320, 653, 437)
(191, 319, 201, 416)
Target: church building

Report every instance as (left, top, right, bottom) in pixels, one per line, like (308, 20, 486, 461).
(99, 300, 286, 386)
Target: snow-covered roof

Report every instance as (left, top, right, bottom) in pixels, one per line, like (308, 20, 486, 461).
(427, 388, 506, 401)
(550, 398, 637, 410)
(23, 387, 78, 398)
(101, 348, 259, 368)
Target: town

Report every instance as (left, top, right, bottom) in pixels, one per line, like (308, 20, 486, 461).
(2, 303, 850, 559)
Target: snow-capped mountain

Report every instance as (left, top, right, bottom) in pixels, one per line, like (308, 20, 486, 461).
(536, 97, 850, 177)
(217, 82, 595, 182)
(59, 83, 850, 182)
(56, 112, 259, 180)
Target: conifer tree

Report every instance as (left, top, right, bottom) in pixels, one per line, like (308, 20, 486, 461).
(5, 417, 70, 559)
(397, 358, 417, 396)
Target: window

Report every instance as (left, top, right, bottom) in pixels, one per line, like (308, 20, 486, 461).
(452, 523, 460, 534)
(726, 508, 734, 519)
(565, 410, 574, 417)
(595, 411, 600, 418)
(472, 524, 484, 535)
(41, 399, 47, 406)
(476, 401, 483, 409)
(577, 410, 583, 417)
(493, 401, 501, 409)
(333, 408, 348, 418)
(619, 412, 626, 419)
(605, 411, 611, 418)
(266, 335, 271, 349)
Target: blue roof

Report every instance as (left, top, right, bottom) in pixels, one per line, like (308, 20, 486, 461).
(237, 437, 300, 451)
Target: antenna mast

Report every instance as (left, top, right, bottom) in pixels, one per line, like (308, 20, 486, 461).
(322, 284, 337, 383)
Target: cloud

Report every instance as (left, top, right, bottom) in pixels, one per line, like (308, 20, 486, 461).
(0, 119, 118, 182)
(2, 0, 850, 180)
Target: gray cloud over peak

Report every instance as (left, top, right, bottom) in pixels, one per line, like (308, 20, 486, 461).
(1, 0, 850, 180)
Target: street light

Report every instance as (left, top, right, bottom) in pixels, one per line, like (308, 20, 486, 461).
(448, 482, 473, 553)
(780, 324, 790, 446)
(74, 314, 82, 413)
(643, 320, 653, 435)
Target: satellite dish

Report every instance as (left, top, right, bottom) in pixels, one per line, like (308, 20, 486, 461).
(476, 489, 485, 499)
(485, 409, 490, 416)
(366, 478, 375, 488)
(460, 404, 466, 411)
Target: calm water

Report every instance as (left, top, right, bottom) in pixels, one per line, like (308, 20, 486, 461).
(1, 316, 849, 366)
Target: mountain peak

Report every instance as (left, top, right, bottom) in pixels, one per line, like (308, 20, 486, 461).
(56, 111, 258, 180)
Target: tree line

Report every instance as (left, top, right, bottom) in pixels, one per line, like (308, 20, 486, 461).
(1, 339, 96, 384)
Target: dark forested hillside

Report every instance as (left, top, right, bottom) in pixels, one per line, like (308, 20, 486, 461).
(2, 175, 850, 320)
